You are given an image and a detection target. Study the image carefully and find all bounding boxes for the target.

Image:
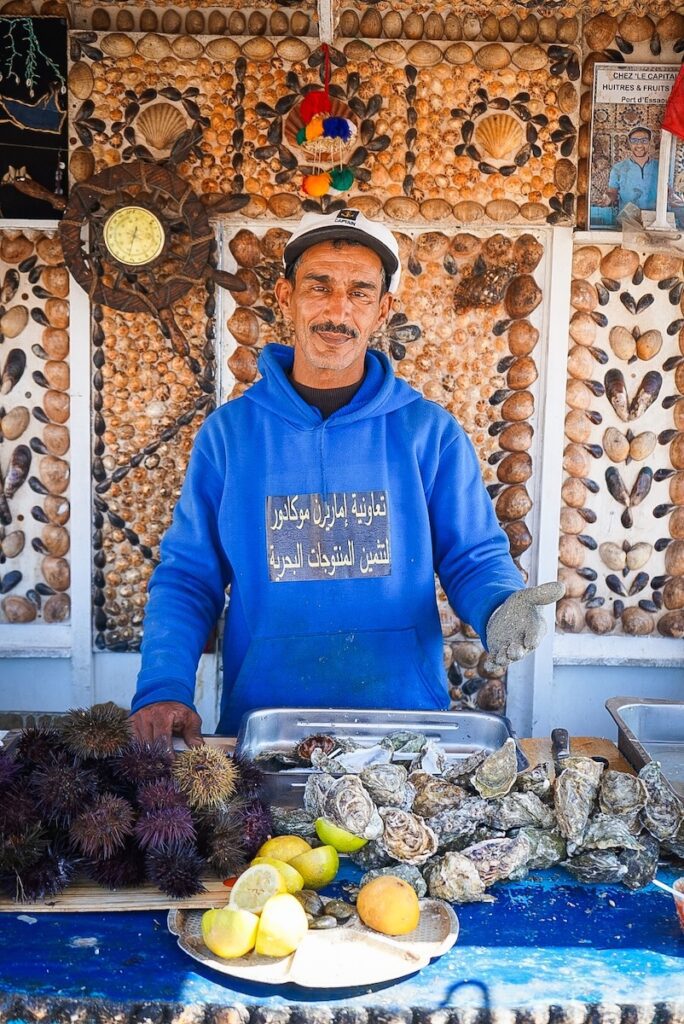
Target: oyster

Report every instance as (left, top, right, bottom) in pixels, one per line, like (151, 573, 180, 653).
(427, 798, 493, 850)
(381, 730, 427, 754)
(462, 833, 531, 886)
(295, 734, 336, 763)
(514, 827, 567, 870)
(443, 749, 487, 788)
(472, 738, 518, 798)
(598, 769, 648, 817)
(485, 791, 555, 831)
(425, 851, 494, 904)
(359, 763, 415, 810)
(408, 739, 447, 775)
(638, 762, 683, 840)
(359, 864, 427, 898)
(563, 849, 628, 884)
(567, 812, 642, 856)
(378, 808, 438, 865)
(514, 762, 554, 801)
(303, 773, 336, 818)
(554, 762, 603, 843)
(312, 743, 391, 774)
(254, 750, 301, 772)
(618, 832, 660, 890)
(661, 819, 684, 861)
(410, 770, 467, 817)
(323, 776, 384, 840)
(348, 839, 392, 870)
(270, 807, 317, 841)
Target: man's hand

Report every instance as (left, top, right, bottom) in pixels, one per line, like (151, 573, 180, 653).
(130, 701, 204, 750)
(484, 581, 566, 673)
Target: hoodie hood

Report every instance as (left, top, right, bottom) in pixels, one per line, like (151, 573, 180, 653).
(245, 343, 420, 429)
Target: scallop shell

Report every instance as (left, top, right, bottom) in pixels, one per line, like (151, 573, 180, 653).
(241, 37, 275, 60)
(70, 147, 95, 183)
(171, 36, 203, 60)
(475, 43, 512, 70)
(406, 41, 442, 67)
(445, 42, 474, 65)
(276, 37, 310, 62)
(375, 41, 407, 64)
(100, 33, 136, 58)
(68, 61, 94, 101)
(136, 103, 188, 152)
(475, 114, 523, 160)
(205, 38, 241, 61)
(512, 43, 547, 70)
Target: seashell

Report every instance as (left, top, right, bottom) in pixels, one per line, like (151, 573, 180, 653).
(622, 607, 654, 636)
(565, 409, 592, 443)
(563, 444, 591, 477)
(643, 253, 681, 280)
(630, 371, 662, 420)
(473, 738, 518, 799)
(584, 13, 617, 49)
(602, 427, 628, 463)
(420, 199, 452, 221)
(604, 369, 629, 422)
(506, 357, 537, 391)
(586, 608, 614, 634)
(665, 540, 684, 576)
(556, 597, 584, 632)
(670, 472, 684, 506)
(229, 230, 262, 270)
(136, 103, 188, 152)
(671, 433, 684, 470)
(475, 43, 512, 70)
(599, 542, 626, 571)
(486, 200, 519, 223)
(228, 346, 258, 384)
(630, 431, 656, 461)
(1, 529, 24, 558)
(43, 423, 69, 456)
(1, 405, 29, 440)
(402, 12, 424, 38)
(205, 38, 241, 61)
(41, 555, 70, 592)
(269, 193, 301, 219)
(241, 37, 274, 60)
(68, 61, 93, 101)
(658, 610, 684, 638)
(406, 41, 442, 67)
(1, 348, 26, 395)
(44, 360, 69, 391)
(384, 197, 420, 221)
(0, 304, 28, 339)
(135, 33, 172, 60)
(605, 467, 629, 506)
(518, 15, 538, 41)
(382, 10, 402, 37)
(567, 346, 594, 381)
(42, 524, 69, 557)
(42, 267, 69, 300)
(43, 593, 70, 623)
(568, 313, 596, 348)
(35, 236, 61, 266)
(572, 247, 602, 278)
(44, 495, 69, 526)
(504, 275, 542, 319)
(414, 232, 450, 263)
(70, 146, 95, 183)
(561, 477, 587, 508)
(570, 279, 598, 313)
(115, 9, 134, 30)
(100, 33, 136, 58)
(560, 507, 586, 533)
(43, 389, 69, 423)
(497, 452, 532, 485)
(227, 308, 260, 347)
(0, 234, 32, 264)
(425, 12, 445, 39)
(45, 298, 68, 329)
(495, 484, 532, 522)
(375, 41, 407, 64)
(512, 44, 547, 71)
(344, 40, 372, 61)
(184, 9, 205, 33)
(558, 568, 585, 598)
(500, 421, 533, 452)
(359, 8, 383, 36)
(507, 320, 539, 356)
(600, 247, 639, 280)
(171, 36, 203, 60)
(554, 159, 576, 192)
(558, 81, 578, 114)
(39, 455, 69, 494)
(618, 13, 654, 41)
(445, 42, 474, 65)
(656, 11, 684, 40)
(2, 596, 37, 623)
(538, 17, 557, 41)
(624, 542, 653, 572)
(501, 390, 534, 420)
(475, 114, 523, 160)
(519, 203, 547, 222)
(559, 536, 586, 570)
(635, 330, 662, 361)
(350, 196, 382, 220)
(161, 9, 182, 32)
(140, 9, 158, 31)
(91, 9, 111, 30)
(609, 326, 636, 361)
(565, 379, 592, 411)
(276, 37, 310, 63)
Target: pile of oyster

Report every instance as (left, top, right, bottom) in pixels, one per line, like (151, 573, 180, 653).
(269, 734, 684, 903)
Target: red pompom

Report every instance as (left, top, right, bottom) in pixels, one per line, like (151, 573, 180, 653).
(299, 91, 332, 123)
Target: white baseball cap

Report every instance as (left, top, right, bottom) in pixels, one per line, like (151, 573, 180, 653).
(283, 209, 401, 293)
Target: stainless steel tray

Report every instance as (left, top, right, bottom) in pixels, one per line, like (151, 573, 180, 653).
(235, 707, 527, 808)
(605, 697, 684, 799)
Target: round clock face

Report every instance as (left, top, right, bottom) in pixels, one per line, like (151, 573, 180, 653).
(103, 205, 166, 267)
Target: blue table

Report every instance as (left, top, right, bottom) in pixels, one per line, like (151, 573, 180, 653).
(1, 865, 682, 1022)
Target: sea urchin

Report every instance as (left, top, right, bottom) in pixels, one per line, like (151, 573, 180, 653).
(134, 805, 196, 851)
(60, 702, 132, 760)
(172, 746, 238, 809)
(146, 843, 207, 899)
(70, 794, 135, 859)
(31, 755, 99, 826)
(113, 738, 174, 786)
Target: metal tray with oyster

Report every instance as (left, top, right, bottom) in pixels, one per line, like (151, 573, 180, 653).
(606, 697, 684, 799)
(234, 708, 527, 808)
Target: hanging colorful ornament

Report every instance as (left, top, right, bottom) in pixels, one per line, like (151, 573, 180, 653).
(299, 90, 332, 124)
(302, 172, 332, 197)
(329, 167, 355, 193)
(305, 116, 325, 142)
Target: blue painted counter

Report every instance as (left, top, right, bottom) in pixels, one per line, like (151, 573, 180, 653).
(0, 864, 682, 1021)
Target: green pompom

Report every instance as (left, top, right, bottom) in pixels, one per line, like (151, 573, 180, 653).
(329, 166, 355, 192)
(296, 126, 307, 144)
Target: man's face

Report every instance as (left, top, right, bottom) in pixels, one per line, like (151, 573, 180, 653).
(274, 240, 393, 387)
(629, 133, 650, 159)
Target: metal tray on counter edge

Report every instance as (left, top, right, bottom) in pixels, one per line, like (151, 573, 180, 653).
(234, 707, 528, 808)
(605, 697, 684, 799)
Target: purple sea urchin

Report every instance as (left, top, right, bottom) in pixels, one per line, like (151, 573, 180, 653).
(197, 802, 248, 877)
(232, 754, 265, 801)
(137, 778, 188, 813)
(86, 839, 146, 889)
(60, 702, 132, 760)
(113, 739, 174, 786)
(15, 727, 66, 768)
(146, 843, 207, 898)
(31, 755, 99, 826)
(0, 822, 47, 873)
(0, 751, 20, 789)
(172, 746, 238, 809)
(241, 799, 274, 858)
(134, 805, 196, 851)
(10, 842, 76, 902)
(70, 794, 135, 859)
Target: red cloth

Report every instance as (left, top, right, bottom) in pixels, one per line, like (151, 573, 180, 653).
(663, 65, 684, 139)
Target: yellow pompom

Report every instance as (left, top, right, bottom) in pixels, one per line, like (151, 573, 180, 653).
(302, 173, 331, 197)
(304, 116, 325, 141)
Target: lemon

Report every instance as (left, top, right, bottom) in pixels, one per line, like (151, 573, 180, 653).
(255, 893, 309, 957)
(228, 863, 286, 914)
(356, 876, 420, 936)
(256, 835, 312, 863)
(250, 856, 304, 894)
(315, 817, 368, 853)
(288, 844, 339, 889)
(201, 907, 259, 959)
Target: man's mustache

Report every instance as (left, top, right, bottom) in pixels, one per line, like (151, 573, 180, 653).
(311, 320, 358, 339)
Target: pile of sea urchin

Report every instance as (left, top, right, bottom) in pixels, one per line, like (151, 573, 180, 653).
(0, 703, 271, 903)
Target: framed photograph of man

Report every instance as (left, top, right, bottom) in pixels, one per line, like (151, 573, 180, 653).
(588, 63, 681, 230)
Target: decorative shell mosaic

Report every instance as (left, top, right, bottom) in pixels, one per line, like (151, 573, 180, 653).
(0, 230, 70, 625)
(558, 244, 684, 639)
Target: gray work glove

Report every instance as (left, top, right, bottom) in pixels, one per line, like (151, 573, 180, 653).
(483, 581, 566, 673)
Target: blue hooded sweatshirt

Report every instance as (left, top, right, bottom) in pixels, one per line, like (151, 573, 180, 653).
(132, 343, 524, 734)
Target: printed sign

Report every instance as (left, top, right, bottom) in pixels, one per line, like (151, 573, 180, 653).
(266, 490, 391, 582)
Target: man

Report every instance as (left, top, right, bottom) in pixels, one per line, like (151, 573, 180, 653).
(596, 126, 659, 217)
(130, 209, 563, 747)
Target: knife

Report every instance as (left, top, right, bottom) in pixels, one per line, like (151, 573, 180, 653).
(551, 727, 609, 768)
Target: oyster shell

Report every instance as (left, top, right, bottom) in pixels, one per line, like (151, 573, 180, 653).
(323, 776, 384, 840)
(410, 771, 467, 817)
(408, 739, 447, 775)
(378, 808, 438, 865)
(312, 743, 392, 774)
(359, 864, 427, 898)
(427, 797, 492, 847)
(661, 819, 684, 861)
(380, 730, 427, 754)
(567, 812, 642, 856)
(618, 832, 660, 890)
(485, 791, 555, 831)
(443, 749, 487, 788)
(554, 764, 603, 843)
(348, 840, 392, 870)
(303, 773, 336, 818)
(514, 762, 554, 801)
(359, 763, 414, 810)
(563, 849, 628, 884)
(473, 738, 518, 799)
(461, 833, 532, 885)
(638, 762, 683, 840)
(270, 807, 318, 841)
(425, 851, 494, 904)
(295, 734, 336, 763)
(598, 770, 648, 817)
(514, 827, 567, 870)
